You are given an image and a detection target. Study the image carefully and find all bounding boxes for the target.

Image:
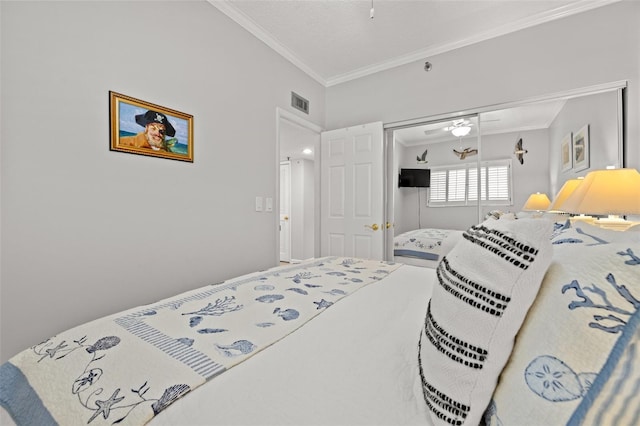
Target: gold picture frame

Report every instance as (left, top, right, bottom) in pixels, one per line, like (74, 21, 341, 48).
(109, 91, 193, 162)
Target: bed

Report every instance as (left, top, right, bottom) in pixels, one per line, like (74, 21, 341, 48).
(0, 257, 435, 426)
(393, 228, 463, 268)
(2, 218, 639, 426)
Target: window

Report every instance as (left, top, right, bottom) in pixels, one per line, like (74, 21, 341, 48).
(427, 160, 512, 207)
(447, 168, 467, 202)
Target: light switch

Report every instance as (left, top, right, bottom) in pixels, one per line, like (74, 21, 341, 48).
(265, 197, 273, 212)
(255, 196, 263, 212)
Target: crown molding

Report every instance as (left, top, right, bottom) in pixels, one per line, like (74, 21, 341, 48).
(207, 0, 327, 86)
(209, 0, 620, 88)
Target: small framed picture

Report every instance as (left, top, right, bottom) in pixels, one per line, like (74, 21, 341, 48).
(560, 132, 573, 172)
(572, 124, 590, 172)
(109, 91, 193, 162)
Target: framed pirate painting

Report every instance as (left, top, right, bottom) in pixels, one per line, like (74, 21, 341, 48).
(109, 91, 194, 162)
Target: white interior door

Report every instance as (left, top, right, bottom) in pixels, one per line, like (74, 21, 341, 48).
(279, 161, 291, 262)
(320, 122, 384, 260)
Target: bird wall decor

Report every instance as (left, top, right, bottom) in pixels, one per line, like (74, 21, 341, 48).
(514, 138, 528, 164)
(453, 147, 478, 160)
(416, 148, 428, 164)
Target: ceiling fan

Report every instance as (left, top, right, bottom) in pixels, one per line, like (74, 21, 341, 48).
(423, 118, 473, 137)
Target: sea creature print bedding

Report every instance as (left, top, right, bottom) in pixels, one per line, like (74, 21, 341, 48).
(394, 228, 459, 260)
(0, 257, 401, 426)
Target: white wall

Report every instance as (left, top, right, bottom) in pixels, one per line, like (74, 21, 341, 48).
(494, 130, 551, 213)
(393, 142, 430, 234)
(549, 90, 621, 195)
(0, 1, 324, 362)
(326, 2, 640, 171)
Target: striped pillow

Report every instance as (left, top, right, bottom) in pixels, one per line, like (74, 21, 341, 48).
(418, 218, 553, 426)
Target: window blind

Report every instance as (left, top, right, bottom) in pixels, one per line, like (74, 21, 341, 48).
(447, 168, 467, 202)
(427, 160, 512, 207)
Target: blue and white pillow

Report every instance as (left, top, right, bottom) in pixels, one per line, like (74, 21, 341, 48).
(485, 228, 640, 425)
(418, 218, 554, 425)
(567, 306, 640, 425)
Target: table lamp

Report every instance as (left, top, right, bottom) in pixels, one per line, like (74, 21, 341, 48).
(547, 178, 594, 223)
(560, 168, 640, 230)
(523, 192, 551, 212)
(522, 192, 551, 218)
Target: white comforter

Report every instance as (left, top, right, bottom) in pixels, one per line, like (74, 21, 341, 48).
(152, 262, 436, 426)
(1, 262, 436, 426)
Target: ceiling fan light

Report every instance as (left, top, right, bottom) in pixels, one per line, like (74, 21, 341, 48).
(451, 126, 471, 137)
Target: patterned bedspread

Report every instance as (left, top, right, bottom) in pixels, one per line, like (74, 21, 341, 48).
(393, 228, 459, 260)
(0, 257, 401, 426)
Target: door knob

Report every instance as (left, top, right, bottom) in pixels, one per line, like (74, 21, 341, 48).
(386, 222, 392, 229)
(365, 223, 379, 231)
(284, 216, 289, 221)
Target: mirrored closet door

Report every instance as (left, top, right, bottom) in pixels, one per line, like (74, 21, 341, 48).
(384, 82, 625, 264)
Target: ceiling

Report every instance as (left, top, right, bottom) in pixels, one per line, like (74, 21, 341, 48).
(209, 0, 616, 87)
(209, 0, 617, 159)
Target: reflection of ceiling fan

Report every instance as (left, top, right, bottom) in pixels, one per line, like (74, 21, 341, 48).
(443, 119, 474, 132)
(423, 117, 501, 138)
(423, 119, 473, 137)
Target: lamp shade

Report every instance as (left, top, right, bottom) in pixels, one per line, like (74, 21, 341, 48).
(547, 179, 583, 213)
(523, 192, 551, 211)
(561, 168, 640, 215)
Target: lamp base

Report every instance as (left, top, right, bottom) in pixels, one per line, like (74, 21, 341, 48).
(595, 216, 636, 231)
(570, 214, 595, 225)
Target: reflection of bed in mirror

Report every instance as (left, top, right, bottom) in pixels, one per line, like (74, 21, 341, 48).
(393, 228, 463, 268)
(388, 83, 625, 261)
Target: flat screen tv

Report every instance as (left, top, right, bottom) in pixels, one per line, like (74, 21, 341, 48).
(399, 168, 430, 187)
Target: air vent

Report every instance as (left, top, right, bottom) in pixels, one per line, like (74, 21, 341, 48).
(291, 92, 309, 114)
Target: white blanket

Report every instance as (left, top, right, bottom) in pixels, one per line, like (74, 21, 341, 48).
(152, 262, 436, 425)
(2, 259, 435, 426)
(1, 258, 410, 426)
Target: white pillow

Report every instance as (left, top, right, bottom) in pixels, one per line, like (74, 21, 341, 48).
(418, 218, 553, 426)
(438, 230, 464, 260)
